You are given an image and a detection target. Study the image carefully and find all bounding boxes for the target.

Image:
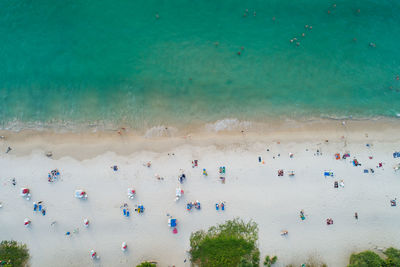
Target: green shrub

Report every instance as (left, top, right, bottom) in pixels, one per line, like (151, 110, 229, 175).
(136, 262, 156, 267)
(348, 251, 385, 267)
(384, 247, 400, 267)
(0, 241, 29, 267)
(189, 218, 259, 267)
(264, 255, 277, 266)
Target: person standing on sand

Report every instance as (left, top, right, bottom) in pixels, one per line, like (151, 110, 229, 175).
(354, 212, 358, 220)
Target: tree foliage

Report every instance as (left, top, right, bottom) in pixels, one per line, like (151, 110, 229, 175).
(383, 247, 400, 267)
(264, 255, 277, 266)
(348, 251, 385, 267)
(189, 218, 259, 267)
(0, 241, 29, 267)
(136, 262, 156, 267)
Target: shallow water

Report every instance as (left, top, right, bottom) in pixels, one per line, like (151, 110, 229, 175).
(1, 0, 400, 130)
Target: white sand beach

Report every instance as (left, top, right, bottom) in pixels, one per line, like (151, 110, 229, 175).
(1, 120, 400, 266)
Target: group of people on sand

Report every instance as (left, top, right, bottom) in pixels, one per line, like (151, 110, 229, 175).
(33, 201, 46, 216)
(48, 169, 60, 182)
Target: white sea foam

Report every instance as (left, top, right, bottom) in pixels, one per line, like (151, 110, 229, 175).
(144, 125, 178, 138)
(205, 118, 252, 132)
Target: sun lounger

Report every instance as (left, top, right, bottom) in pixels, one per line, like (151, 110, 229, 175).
(334, 181, 338, 188)
(215, 203, 219, 210)
(391, 200, 396, 207)
(168, 218, 177, 227)
(221, 203, 225, 210)
(139, 205, 144, 213)
(324, 171, 333, 177)
(393, 152, 400, 158)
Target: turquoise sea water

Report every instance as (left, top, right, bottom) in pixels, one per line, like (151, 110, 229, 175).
(1, 0, 400, 130)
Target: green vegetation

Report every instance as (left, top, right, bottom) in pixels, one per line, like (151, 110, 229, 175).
(264, 255, 277, 266)
(189, 218, 259, 267)
(384, 247, 400, 267)
(136, 262, 156, 267)
(348, 251, 386, 267)
(0, 241, 29, 267)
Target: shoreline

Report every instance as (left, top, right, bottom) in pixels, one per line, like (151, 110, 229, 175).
(1, 118, 400, 160)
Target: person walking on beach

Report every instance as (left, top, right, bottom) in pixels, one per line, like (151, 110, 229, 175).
(354, 212, 358, 220)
